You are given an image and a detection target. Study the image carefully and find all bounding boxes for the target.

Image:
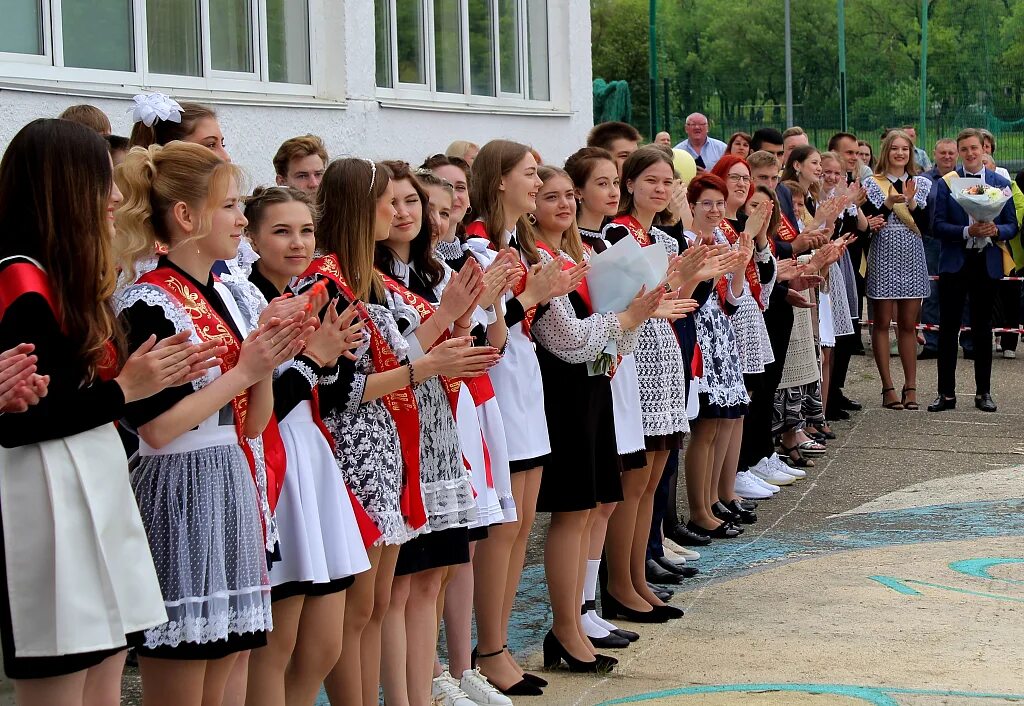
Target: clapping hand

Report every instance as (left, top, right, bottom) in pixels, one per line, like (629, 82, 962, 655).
(304, 300, 365, 366)
(0, 344, 42, 413)
(441, 259, 485, 325)
(654, 289, 700, 321)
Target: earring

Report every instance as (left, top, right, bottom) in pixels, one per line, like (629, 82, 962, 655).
(526, 213, 537, 225)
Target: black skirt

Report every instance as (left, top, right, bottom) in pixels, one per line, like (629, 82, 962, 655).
(271, 575, 356, 602)
(534, 298, 624, 513)
(395, 526, 471, 576)
(509, 454, 550, 473)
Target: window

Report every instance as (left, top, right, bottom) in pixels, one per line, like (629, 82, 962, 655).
(375, 0, 551, 104)
(0, 0, 312, 92)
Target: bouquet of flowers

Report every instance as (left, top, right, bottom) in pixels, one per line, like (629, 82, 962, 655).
(951, 177, 1013, 222)
(585, 236, 668, 376)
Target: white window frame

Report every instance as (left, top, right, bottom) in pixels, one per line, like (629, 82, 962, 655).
(0, 0, 317, 98)
(375, 0, 553, 110)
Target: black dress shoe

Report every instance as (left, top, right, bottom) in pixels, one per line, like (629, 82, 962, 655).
(651, 604, 684, 620)
(587, 632, 630, 649)
(647, 583, 673, 601)
(837, 394, 862, 411)
(725, 499, 758, 524)
(711, 501, 741, 523)
(599, 590, 669, 623)
(611, 628, 640, 642)
(666, 523, 712, 547)
(645, 558, 683, 585)
(918, 348, 938, 360)
(654, 556, 699, 578)
(975, 393, 997, 412)
(688, 521, 742, 539)
(927, 395, 956, 412)
(739, 499, 757, 510)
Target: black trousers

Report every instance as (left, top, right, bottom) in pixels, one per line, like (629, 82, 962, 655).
(938, 252, 997, 396)
(739, 300, 794, 469)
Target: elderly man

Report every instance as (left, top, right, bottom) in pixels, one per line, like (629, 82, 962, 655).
(673, 113, 726, 171)
(654, 131, 672, 148)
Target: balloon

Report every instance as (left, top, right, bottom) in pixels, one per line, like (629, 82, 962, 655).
(672, 149, 697, 184)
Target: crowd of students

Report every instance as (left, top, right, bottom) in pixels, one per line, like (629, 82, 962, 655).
(0, 96, 1017, 706)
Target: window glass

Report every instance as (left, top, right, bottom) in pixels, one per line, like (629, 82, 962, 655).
(210, 0, 254, 72)
(374, 0, 393, 87)
(526, 0, 548, 100)
(2, 0, 43, 55)
(467, 0, 494, 96)
(147, 0, 202, 76)
(63, 0, 134, 71)
(395, 0, 425, 84)
(497, 0, 519, 94)
(267, 0, 310, 83)
(433, 0, 462, 93)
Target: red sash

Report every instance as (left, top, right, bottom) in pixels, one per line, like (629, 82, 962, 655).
(0, 260, 118, 381)
(300, 255, 427, 532)
(715, 220, 764, 310)
(465, 220, 535, 339)
(610, 215, 652, 246)
(778, 215, 800, 243)
(137, 267, 287, 523)
(535, 242, 592, 313)
(378, 271, 462, 414)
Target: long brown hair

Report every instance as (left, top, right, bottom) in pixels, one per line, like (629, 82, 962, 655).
(376, 161, 444, 289)
(129, 101, 218, 148)
(116, 142, 240, 283)
(470, 139, 540, 264)
(316, 158, 390, 302)
(536, 165, 585, 263)
(617, 146, 674, 218)
(0, 119, 120, 379)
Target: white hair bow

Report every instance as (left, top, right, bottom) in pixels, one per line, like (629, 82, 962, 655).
(130, 92, 183, 127)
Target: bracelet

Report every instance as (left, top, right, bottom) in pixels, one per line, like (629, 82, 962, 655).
(498, 334, 510, 356)
(408, 362, 416, 388)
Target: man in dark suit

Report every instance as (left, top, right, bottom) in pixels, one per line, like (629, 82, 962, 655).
(928, 128, 1019, 413)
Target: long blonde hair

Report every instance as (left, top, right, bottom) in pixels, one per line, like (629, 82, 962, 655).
(115, 141, 240, 282)
(536, 165, 585, 263)
(874, 129, 920, 177)
(470, 139, 540, 264)
(315, 158, 390, 302)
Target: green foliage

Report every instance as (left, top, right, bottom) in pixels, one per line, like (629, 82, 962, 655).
(591, 0, 1024, 161)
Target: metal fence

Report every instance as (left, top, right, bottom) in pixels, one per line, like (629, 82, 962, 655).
(643, 60, 1024, 173)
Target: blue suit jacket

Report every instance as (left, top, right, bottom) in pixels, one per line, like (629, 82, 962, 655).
(932, 167, 1018, 279)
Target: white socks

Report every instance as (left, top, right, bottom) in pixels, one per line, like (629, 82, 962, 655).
(581, 559, 621, 637)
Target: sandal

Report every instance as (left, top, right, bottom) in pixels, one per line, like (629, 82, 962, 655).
(881, 387, 904, 410)
(780, 444, 815, 468)
(797, 440, 826, 456)
(901, 386, 919, 411)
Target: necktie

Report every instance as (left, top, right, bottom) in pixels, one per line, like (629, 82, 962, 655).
(964, 173, 981, 179)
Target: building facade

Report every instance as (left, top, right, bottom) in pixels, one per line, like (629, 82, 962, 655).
(0, 0, 593, 183)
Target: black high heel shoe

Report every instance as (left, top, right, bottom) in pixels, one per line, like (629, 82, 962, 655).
(503, 645, 547, 687)
(581, 604, 630, 648)
(543, 631, 616, 673)
(583, 601, 640, 642)
(471, 646, 544, 695)
(600, 588, 669, 623)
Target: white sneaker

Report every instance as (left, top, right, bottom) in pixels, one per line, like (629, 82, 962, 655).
(770, 453, 805, 479)
(662, 546, 687, 565)
(432, 671, 477, 706)
(663, 538, 700, 560)
(750, 457, 796, 486)
(1003, 349, 1016, 359)
(747, 464, 781, 493)
(735, 470, 773, 499)
(459, 668, 514, 706)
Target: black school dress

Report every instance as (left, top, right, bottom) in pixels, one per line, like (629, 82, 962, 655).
(531, 248, 636, 512)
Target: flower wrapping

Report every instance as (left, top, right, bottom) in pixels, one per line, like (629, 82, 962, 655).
(585, 235, 667, 314)
(951, 177, 1012, 222)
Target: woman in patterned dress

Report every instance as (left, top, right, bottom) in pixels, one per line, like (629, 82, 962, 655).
(600, 148, 692, 621)
(862, 130, 932, 410)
